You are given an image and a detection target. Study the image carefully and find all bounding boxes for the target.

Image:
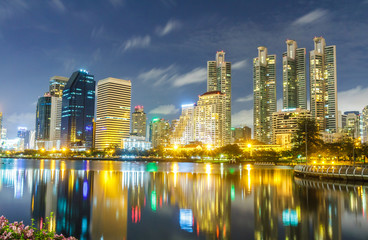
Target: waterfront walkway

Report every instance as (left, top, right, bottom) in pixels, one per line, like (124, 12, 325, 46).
(294, 164, 368, 181)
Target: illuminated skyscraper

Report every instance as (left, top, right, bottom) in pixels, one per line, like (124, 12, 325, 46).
(170, 103, 195, 145)
(253, 46, 276, 144)
(49, 76, 68, 97)
(283, 40, 307, 110)
(194, 91, 226, 146)
(207, 51, 231, 145)
(150, 118, 170, 148)
(310, 37, 338, 132)
(95, 78, 131, 150)
(362, 106, 368, 143)
(131, 106, 146, 138)
(35, 93, 52, 149)
(61, 70, 95, 150)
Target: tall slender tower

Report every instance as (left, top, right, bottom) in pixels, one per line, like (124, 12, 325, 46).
(35, 93, 52, 149)
(283, 40, 307, 110)
(131, 106, 146, 138)
(253, 47, 276, 144)
(207, 51, 231, 145)
(95, 78, 131, 150)
(61, 70, 95, 150)
(310, 37, 338, 132)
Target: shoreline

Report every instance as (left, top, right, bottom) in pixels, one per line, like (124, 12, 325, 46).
(0, 156, 296, 166)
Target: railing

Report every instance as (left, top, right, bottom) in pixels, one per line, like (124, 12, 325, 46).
(294, 165, 368, 181)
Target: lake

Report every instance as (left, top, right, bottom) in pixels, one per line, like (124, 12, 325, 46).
(0, 158, 367, 239)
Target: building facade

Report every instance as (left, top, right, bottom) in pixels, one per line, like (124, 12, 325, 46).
(253, 46, 276, 144)
(310, 37, 338, 133)
(95, 78, 131, 150)
(150, 118, 170, 148)
(131, 106, 146, 138)
(170, 104, 195, 145)
(61, 70, 95, 150)
(207, 51, 231, 145)
(282, 40, 307, 110)
(194, 91, 226, 146)
(344, 111, 360, 139)
(272, 108, 311, 148)
(49, 76, 69, 97)
(362, 106, 368, 143)
(231, 126, 251, 143)
(35, 93, 52, 149)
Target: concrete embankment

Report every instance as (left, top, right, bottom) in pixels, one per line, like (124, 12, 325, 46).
(294, 164, 368, 181)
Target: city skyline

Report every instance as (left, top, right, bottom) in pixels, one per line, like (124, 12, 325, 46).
(0, 0, 367, 137)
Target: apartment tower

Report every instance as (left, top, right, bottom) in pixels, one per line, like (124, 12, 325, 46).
(310, 37, 338, 132)
(282, 40, 307, 110)
(207, 51, 231, 145)
(253, 47, 276, 144)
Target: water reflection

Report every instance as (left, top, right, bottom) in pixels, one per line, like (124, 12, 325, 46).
(0, 159, 368, 239)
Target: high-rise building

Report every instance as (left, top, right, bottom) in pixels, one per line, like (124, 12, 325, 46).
(61, 70, 95, 150)
(95, 78, 131, 150)
(170, 103, 195, 145)
(49, 96, 63, 149)
(344, 111, 360, 138)
(131, 106, 146, 138)
(207, 51, 231, 145)
(253, 46, 276, 144)
(17, 127, 28, 138)
(310, 37, 338, 132)
(150, 118, 170, 148)
(49, 76, 69, 97)
(231, 126, 251, 143)
(194, 91, 226, 146)
(362, 106, 368, 143)
(35, 93, 52, 149)
(272, 108, 311, 148)
(1, 128, 7, 140)
(282, 40, 307, 110)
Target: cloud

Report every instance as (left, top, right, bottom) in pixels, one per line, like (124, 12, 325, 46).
(232, 59, 247, 70)
(236, 94, 252, 103)
(109, 0, 124, 7)
(120, 35, 151, 52)
(91, 26, 105, 39)
(156, 19, 181, 36)
(172, 68, 206, 87)
(50, 0, 66, 12)
(63, 58, 77, 73)
(277, 98, 283, 111)
(292, 9, 328, 26)
(137, 65, 175, 86)
(232, 109, 253, 128)
(149, 104, 179, 115)
(338, 86, 368, 113)
(137, 65, 206, 87)
(0, 0, 28, 20)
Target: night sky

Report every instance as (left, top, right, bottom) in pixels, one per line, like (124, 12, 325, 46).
(0, 0, 367, 138)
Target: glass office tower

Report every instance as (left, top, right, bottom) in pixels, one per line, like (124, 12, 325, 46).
(61, 70, 95, 150)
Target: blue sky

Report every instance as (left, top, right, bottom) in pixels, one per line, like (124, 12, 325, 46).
(0, 0, 367, 138)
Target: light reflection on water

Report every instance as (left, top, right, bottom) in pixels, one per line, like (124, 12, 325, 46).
(0, 158, 368, 239)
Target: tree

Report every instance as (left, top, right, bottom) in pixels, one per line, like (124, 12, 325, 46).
(291, 117, 323, 159)
(220, 144, 243, 161)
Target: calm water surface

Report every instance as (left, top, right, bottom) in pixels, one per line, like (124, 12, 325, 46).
(0, 158, 368, 240)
